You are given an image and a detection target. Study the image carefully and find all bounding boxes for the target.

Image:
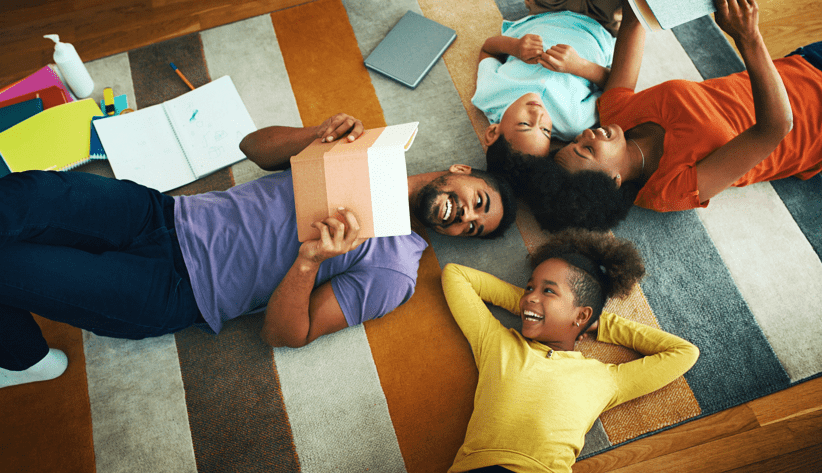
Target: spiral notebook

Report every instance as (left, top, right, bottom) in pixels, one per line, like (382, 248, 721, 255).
(0, 99, 103, 174)
(364, 11, 456, 89)
(93, 76, 257, 192)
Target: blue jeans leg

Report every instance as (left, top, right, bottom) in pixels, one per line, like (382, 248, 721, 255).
(788, 41, 822, 71)
(0, 171, 201, 370)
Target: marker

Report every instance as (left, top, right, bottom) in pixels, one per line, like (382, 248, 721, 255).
(190, 110, 198, 121)
(169, 62, 195, 90)
(103, 87, 116, 115)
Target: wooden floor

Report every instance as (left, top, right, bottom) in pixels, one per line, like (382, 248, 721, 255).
(2, 0, 821, 471)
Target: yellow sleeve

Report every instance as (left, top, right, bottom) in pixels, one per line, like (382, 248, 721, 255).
(441, 264, 524, 359)
(597, 312, 700, 409)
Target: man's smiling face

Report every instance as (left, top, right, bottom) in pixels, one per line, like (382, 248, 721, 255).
(413, 171, 503, 238)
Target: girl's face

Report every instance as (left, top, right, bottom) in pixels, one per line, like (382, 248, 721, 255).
(497, 93, 553, 157)
(519, 258, 589, 344)
(554, 125, 627, 184)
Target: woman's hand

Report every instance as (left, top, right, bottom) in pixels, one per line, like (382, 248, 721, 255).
(714, 0, 761, 46)
(515, 34, 545, 64)
(298, 208, 367, 265)
(316, 114, 364, 143)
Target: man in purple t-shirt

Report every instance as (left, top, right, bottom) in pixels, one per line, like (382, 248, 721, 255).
(0, 114, 516, 389)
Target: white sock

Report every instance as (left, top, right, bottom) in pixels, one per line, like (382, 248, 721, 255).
(0, 349, 68, 389)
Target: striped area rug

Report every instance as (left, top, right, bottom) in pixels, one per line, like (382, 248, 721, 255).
(2, 0, 821, 472)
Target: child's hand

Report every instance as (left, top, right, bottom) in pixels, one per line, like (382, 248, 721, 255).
(515, 34, 545, 64)
(539, 44, 586, 76)
(576, 320, 599, 342)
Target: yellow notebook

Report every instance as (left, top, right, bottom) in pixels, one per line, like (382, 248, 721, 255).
(0, 99, 103, 172)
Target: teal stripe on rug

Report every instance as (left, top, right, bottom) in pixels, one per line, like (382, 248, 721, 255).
(613, 209, 791, 411)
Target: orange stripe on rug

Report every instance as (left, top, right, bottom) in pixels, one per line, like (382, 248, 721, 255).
(270, 0, 385, 129)
(364, 237, 478, 473)
(0, 316, 95, 472)
(517, 207, 702, 444)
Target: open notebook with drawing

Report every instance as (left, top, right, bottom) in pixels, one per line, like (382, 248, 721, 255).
(93, 76, 256, 192)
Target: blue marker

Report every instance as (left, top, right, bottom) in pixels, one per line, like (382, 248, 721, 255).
(190, 109, 198, 121)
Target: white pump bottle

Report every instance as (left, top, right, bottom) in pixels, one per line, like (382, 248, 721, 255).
(44, 34, 94, 99)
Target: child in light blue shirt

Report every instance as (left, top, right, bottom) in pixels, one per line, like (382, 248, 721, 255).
(474, 7, 616, 159)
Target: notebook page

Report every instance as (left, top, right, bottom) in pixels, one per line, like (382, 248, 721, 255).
(162, 76, 256, 178)
(93, 104, 196, 192)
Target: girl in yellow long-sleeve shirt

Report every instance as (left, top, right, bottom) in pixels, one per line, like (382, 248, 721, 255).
(441, 229, 699, 473)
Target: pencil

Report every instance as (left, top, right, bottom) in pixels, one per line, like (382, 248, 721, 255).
(169, 62, 195, 91)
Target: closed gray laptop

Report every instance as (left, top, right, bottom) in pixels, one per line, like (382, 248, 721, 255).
(364, 11, 457, 89)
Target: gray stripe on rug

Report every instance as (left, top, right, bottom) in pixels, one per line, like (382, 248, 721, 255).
(770, 175, 822, 260)
(614, 208, 791, 411)
(84, 333, 197, 473)
(696, 184, 822, 382)
(273, 325, 407, 473)
(175, 313, 301, 473)
(673, 16, 745, 80)
(343, 0, 486, 175)
(199, 15, 301, 187)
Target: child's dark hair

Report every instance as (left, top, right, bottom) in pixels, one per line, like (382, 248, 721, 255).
(488, 141, 637, 232)
(530, 229, 645, 333)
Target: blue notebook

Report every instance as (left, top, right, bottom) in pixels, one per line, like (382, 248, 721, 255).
(0, 97, 43, 133)
(364, 11, 456, 89)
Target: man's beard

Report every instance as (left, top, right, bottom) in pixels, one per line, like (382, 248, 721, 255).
(413, 176, 457, 229)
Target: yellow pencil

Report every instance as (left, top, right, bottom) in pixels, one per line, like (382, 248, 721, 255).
(169, 62, 195, 90)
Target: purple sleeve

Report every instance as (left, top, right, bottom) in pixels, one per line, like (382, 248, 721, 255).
(330, 269, 417, 326)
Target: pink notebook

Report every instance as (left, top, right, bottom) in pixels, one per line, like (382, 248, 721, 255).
(0, 66, 73, 104)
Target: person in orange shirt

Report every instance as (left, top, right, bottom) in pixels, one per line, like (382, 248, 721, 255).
(489, 0, 822, 232)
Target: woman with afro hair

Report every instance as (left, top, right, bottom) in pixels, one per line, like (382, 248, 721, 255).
(489, 0, 822, 232)
(441, 229, 699, 472)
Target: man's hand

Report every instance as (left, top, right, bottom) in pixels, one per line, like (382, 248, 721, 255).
(317, 114, 365, 143)
(298, 208, 367, 265)
(515, 34, 545, 64)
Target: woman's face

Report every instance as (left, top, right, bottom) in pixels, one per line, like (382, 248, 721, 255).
(554, 125, 627, 180)
(519, 258, 587, 344)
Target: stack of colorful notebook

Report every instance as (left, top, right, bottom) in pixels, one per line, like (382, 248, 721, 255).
(0, 66, 106, 177)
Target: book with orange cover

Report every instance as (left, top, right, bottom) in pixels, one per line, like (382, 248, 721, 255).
(0, 86, 69, 111)
(291, 122, 418, 242)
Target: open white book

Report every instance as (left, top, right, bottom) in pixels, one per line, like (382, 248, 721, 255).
(94, 76, 256, 192)
(291, 122, 418, 241)
(627, 0, 715, 31)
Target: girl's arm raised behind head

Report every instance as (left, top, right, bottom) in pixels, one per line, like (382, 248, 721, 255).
(598, 312, 699, 410)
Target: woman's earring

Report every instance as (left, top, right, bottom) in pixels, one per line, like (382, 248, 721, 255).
(574, 322, 580, 327)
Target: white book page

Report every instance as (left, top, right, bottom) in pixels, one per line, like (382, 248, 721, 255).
(163, 76, 257, 178)
(93, 104, 196, 192)
(367, 147, 411, 237)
